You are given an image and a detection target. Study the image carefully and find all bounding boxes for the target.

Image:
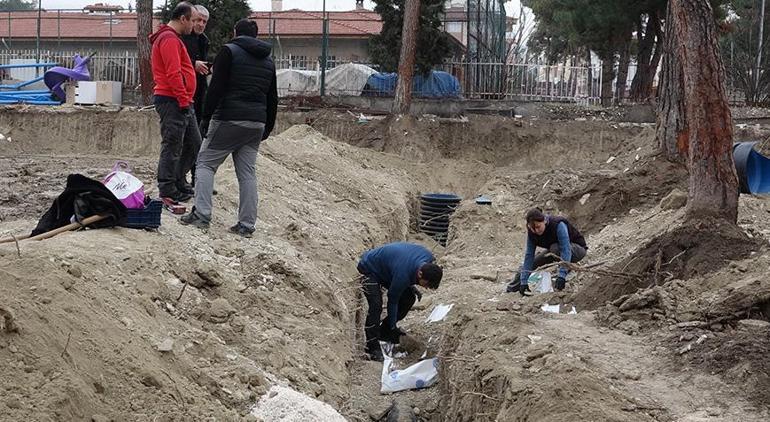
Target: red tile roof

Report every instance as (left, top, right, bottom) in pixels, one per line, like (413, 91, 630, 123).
(250, 9, 382, 38)
(0, 9, 383, 41)
(1, 11, 155, 41)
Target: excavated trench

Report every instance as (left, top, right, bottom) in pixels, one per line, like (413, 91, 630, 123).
(3, 109, 767, 421)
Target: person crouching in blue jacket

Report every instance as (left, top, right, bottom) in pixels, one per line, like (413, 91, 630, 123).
(506, 208, 588, 296)
(357, 242, 443, 361)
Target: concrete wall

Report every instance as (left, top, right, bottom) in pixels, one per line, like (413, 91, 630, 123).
(270, 37, 371, 65)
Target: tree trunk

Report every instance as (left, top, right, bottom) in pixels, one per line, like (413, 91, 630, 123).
(641, 16, 664, 98)
(656, 1, 687, 163)
(600, 56, 615, 107)
(392, 0, 420, 114)
(671, 0, 738, 223)
(137, 0, 154, 106)
(615, 31, 633, 105)
(630, 12, 661, 101)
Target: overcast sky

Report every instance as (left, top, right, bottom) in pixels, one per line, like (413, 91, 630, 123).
(40, 0, 524, 15)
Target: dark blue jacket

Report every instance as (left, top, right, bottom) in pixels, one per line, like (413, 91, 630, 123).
(357, 242, 434, 329)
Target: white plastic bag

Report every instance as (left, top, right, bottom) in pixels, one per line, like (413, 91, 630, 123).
(103, 161, 145, 209)
(380, 342, 439, 393)
(529, 271, 553, 293)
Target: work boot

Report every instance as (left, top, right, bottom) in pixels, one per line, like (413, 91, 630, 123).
(229, 223, 255, 238)
(178, 182, 194, 196)
(365, 346, 384, 362)
(554, 276, 566, 291)
(172, 190, 193, 203)
(506, 273, 521, 293)
(180, 207, 210, 229)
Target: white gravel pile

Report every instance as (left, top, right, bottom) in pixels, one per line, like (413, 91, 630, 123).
(251, 385, 347, 421)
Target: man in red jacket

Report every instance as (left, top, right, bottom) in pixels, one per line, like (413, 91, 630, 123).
(150, 1, 201, 202)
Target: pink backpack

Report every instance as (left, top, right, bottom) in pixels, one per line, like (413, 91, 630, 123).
(103, 161, 146, 209)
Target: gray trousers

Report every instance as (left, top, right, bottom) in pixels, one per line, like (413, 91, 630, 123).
(193, 120, 265, 228)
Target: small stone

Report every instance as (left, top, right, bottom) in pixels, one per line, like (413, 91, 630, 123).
(60, 278, 75, 290)
(526, 345, 553, 361)
(247, 373, 266, 387)
(660, 189, 687, 210)
(8, 345, 18, 353)
(119, 317, 133, 328)
(195, 265, 223, 287)
(622, 370, 642, 381)
(67, 266, 83, 279)
(6, 397, 21, 409)
(140, 372, 163, 388)
(93, 381, 105, 394)
(208, 298, 236, 323)
(40, 296, 52, 304)
(157, 338, 174, 353)
(91, 414, 109, 422)
(413, 407, 420, 415)
(738, 319, 770, 330)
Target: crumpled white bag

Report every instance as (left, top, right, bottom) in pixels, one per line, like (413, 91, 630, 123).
(380, 342, 439, 393)
(528, 271, 553, 293)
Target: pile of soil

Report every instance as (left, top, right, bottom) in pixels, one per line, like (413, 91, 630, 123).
(2, 110, 770, 421)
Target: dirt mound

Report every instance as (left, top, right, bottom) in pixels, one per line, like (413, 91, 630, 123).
(678, 326, 770, 406)
(0, 124, 421, 420)
(552, 158, 686, 232)
(575, 218, 760, 310)
(291, 112, 654, 169)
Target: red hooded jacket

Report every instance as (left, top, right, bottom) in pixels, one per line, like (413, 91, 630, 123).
(150, 24, 196, 108)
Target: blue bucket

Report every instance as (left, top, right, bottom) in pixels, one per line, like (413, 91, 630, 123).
(733, 142, 770, 194)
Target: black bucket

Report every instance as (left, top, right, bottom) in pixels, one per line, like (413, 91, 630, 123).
(419, 193, 461, 246)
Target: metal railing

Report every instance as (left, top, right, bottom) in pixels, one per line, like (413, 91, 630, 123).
(0, 49, 138, 88)
(0, 48, 610, 105)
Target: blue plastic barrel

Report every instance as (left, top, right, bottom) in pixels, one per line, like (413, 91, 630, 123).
(733, 142, 770, 194)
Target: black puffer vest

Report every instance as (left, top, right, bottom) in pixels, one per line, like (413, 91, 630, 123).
(528, 216, 588, 249)
(213, 36, 275, 122)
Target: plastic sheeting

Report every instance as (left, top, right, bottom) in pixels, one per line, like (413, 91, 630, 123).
(363, 71, 462, 98)
(276, 69, 319, 97)
(324, 63, 377, 96)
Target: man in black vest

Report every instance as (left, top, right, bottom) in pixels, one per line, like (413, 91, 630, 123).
(180, 18, 278, 237)
(506, 208, 588, 295)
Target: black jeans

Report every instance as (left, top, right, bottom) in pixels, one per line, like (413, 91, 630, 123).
(155, 101, 202, 197)
(361, 275, 416, 352)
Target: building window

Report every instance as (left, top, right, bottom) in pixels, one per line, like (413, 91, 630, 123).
(446, 22, 462, 33)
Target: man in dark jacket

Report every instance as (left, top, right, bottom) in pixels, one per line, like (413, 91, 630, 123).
(357, 242, 443, 361)
(150, 1, 200, 202)
(506, 208, 588, 295)
(182, 4, 211, 124)
(180, 19, 278, 238)
(180, 4, 211, 189)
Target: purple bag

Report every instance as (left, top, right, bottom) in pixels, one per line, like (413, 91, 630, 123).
(103, 161, 145, 209)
